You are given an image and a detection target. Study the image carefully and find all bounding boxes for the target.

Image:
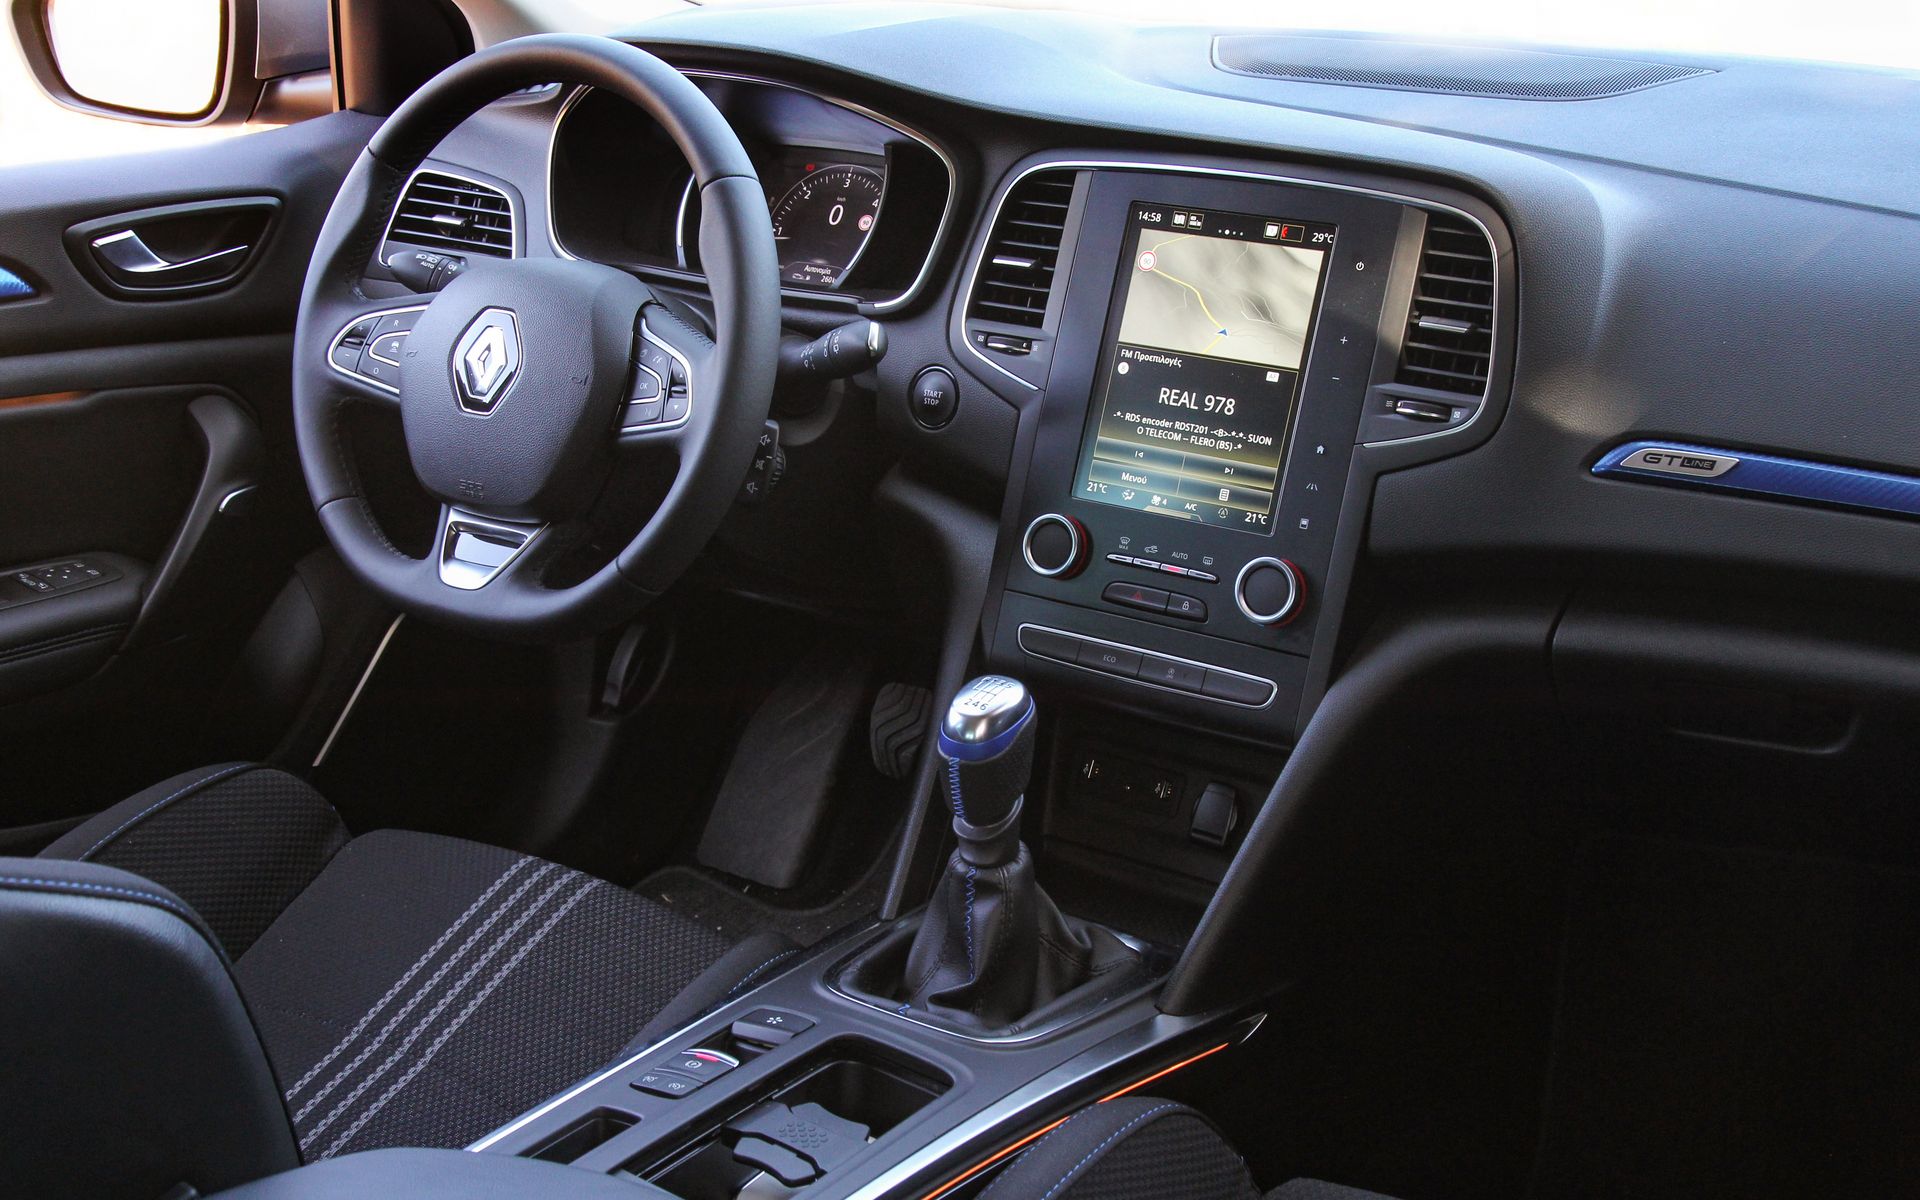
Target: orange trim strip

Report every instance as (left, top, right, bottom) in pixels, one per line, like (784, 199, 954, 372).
(0, 390, 86, 412)
(1096, 1042, 1229, 1103)
(918, 1040, 1233, 1199)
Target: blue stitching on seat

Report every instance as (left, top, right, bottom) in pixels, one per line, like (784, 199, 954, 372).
(962, 864, 978, 979)
(77, 763, 256, 861)
(1034, 1103, 1184, 1200)
(946, 755, 966, 822)
(0, 874, 200, 927)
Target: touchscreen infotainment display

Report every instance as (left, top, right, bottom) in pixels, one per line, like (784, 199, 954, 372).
(1074, 203, 1334, 535)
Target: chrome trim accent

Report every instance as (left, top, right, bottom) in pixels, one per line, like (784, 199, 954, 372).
(452, 307, 522, 416)
(312, 614, 403, 769)
(844, 1007, 1264, 1199)
(325, 304, 430, 397)
(216, 484, 257, 514)
(1234, 556, 1301, 626)
(380, 165, 521, 266)
(943, 675, 1031, 743)
(90, 229, 250, 276)
(1614, 444, 1740, 479)
(1020, 513, 1083, 578)
(672, 172, 695, 270)
(1017, 623, 1277, 710)
(955, 157, 1504, 446)
(438, 508, 542, 590)
(545, 70, 959, 312)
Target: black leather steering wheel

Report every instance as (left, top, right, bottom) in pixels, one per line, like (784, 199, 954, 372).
(293, 34, 779, 640)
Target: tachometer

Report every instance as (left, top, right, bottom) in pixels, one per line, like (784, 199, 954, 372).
(769, 164, 885, 289)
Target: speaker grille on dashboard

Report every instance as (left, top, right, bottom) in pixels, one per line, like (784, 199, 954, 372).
(1214, 35, 1713, 101)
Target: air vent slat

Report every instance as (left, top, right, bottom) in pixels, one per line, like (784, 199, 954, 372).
(1396, 216, 1494, 396)
(385, 171, 516, 260)
(967, 170, 1076, 331)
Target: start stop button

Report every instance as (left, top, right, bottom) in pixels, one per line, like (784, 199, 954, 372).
(910, 366, 958, 430)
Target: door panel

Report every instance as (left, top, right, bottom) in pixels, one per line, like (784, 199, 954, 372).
(0, 111, 381, 826)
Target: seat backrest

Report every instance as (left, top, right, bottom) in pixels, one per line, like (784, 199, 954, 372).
(0, 858, 300, 1198)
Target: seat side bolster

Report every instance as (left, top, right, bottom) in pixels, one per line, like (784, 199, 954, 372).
(0, 857, 301, 1197)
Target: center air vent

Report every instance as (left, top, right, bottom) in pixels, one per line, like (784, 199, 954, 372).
(1397, 216, 1495, 395)
(384, 171, 516, 260)
(968, 170, 1076, 329)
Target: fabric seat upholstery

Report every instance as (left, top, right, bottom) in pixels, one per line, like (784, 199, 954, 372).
(983, 1095, 1397, 1200)
(37, 762, 780, 1160)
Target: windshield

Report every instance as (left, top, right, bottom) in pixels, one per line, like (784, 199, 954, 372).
(689, 0, 1920, 73)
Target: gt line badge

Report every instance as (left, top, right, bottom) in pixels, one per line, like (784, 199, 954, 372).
(453, 308, 521, 415)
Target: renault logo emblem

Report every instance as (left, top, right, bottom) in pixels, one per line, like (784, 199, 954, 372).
(452, 308, 521, 415)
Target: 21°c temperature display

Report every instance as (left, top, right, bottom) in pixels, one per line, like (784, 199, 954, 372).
(770, 164, 885, 289)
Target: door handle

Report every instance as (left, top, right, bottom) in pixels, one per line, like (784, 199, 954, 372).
(90, 230, 251, 282)
(66, 196, 279, 299)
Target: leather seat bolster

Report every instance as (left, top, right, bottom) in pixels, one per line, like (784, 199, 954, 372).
(0, 857, 301, 1199)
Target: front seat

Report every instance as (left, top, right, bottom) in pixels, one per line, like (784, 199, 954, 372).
(983, 1096, 1397, 1200)
(1, 762, 791, 1199)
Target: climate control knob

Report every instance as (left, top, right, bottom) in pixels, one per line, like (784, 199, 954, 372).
(1235, 557, 1305, 626)
(1021, 513, 1088, 579)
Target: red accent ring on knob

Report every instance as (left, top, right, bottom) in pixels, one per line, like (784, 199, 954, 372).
(1021, 513, 1089, 579)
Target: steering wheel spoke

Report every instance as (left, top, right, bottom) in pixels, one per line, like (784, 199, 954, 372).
(436, 505, 546, 591)
(324, 301, 431, 403)
(613, 305, 711, 445)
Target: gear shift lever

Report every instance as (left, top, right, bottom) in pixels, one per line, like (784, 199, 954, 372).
(895, 676, 1134, 1030)
(935, 675, 1035, 866)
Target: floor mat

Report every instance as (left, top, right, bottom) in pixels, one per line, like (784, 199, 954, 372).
(1530, 836, 1920, 1199)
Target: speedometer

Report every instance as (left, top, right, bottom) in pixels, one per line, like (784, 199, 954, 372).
(769, 164, 885, 289)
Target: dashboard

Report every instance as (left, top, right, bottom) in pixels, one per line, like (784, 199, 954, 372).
(546, 72, 953, 310)
(401, 3, 1920, 751)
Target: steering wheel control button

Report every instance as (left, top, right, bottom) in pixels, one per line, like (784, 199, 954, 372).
(909, 365, 958, 430)
(1235, 557, 1305, 626)
(1139, 654, 1206, 693)
(1022, 513, 1088, 578)
(1077, 640, 1142, 678)
(631, 1069, 704, 1099)
(627, 366, 662, 402)
(1102, 581, 1168, 613)
(1164, 593, 1207, 621)
(367, 331, 410, 366)
(732, 1009, 815, 1048)
(666, 1049, 738, 1080)
(1202, 669, 1276, 707)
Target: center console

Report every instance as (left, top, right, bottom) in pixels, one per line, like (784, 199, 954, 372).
(974, 158, 1499, 743)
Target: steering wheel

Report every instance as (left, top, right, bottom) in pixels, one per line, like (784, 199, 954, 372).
(293, 35, 779, 640)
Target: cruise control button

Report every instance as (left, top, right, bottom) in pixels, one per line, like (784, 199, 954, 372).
(1019, 626, 1083, 663)
(367, 331, 410, 365)
(1077, 640, 1142, 677)
(1164, 593, 1207, 621)
(631, 1069, 703, 1098)
(1138, 655, 1206, 693)
(1201, 670, 1274, 706)
(1102, 582, 1168, 613)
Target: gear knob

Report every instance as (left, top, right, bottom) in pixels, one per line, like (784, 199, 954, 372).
(936, 675, 1035, 833)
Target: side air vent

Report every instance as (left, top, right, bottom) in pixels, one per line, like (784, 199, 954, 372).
(1397, 216, 1495, 395)
(385, 171, 515, 259)
(968, 170, 1076, 329)
(1214, 35, 1712, 101)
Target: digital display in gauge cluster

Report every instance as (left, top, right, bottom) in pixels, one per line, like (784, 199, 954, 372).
(760, 148, 888, 289)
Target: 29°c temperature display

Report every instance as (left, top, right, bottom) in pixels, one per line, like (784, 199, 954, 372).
(769, 164, 885, 289)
